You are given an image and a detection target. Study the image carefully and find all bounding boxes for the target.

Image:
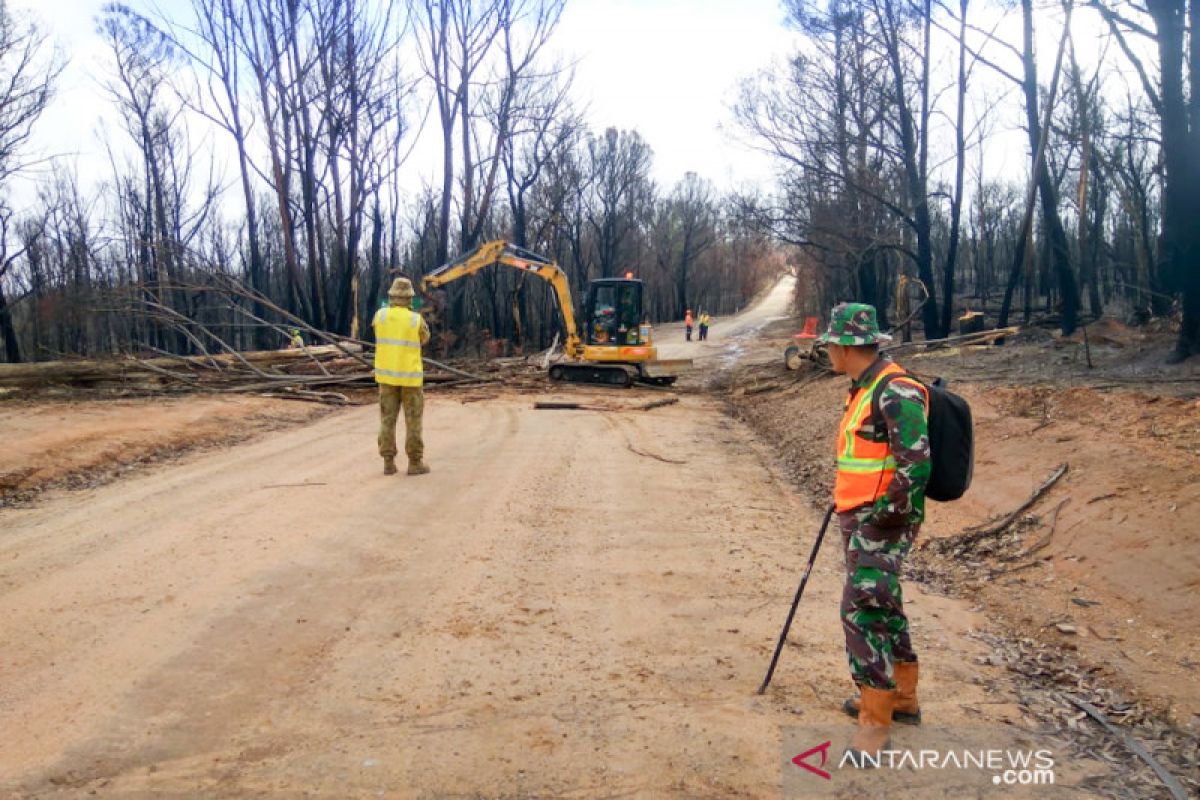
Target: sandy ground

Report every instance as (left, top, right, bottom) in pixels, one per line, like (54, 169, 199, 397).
(0, 282, 1089, 798)
(925, 383, 1200, 725)
(0, 396, 328, 505)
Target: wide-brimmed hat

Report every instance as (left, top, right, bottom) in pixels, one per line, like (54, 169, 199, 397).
(388, 277, 415, 300)
(817, 302, 893, 346)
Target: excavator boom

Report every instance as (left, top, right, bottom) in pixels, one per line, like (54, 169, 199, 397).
(421, 241, 584, 358)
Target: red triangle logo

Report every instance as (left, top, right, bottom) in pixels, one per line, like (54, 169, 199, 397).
(792, 740, 833, 780)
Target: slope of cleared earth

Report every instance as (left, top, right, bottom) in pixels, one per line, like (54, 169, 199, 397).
(730, 312, 1200, 798)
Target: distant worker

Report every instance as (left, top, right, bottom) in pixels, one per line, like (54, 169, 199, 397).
(685, 308, 694, 342)
(817, 302, 929, 764)
(698, 311, 711, 341)
(288, 328, 304, 349)
(373, 277, 432, 476)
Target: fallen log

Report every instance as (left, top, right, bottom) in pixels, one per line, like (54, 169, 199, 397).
(219, 374, 373, 393)
(0, 344, 502, 396)
(422, 357, 495, 383)
(884, 326, 1020, 354)
(0, 345, 364, 389)
(258, 389, 353, 406)
(534, 401, 609, 411)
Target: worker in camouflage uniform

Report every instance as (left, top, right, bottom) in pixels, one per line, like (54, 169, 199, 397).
(818, 302, 930, 762)
(373, 277, 432, 476)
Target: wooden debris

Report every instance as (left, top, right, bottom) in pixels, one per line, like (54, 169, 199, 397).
(258, 389, 354, 406)
(958, 463, 1069, 544)
(423, 357, 496, 383)
(534, 401, 603, 411)
(1067, 697, 1190, 800)
(0, 344, 360, 388)
(885, 326, 1020, 354)
(0, 340, 497, 397)
(1020, 498, 1070, 557)
(744, 381, 782, 395)
(261, 482, 329, 489)
(534, 397, 679, 413)
(962, 630, 1200, 799)
(626, 443, 685, 464)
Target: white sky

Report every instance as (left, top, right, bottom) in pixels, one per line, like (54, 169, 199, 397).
(9, 0, 1146, 224)
(10, 0, 799, 210)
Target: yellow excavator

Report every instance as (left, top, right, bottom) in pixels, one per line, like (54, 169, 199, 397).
(420, 240, 692, 387)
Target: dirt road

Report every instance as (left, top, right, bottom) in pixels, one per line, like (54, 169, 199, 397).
(654, 275, 796, 372)
(1, 284, 1075, 797)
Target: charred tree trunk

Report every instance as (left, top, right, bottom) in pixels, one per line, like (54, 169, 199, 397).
(1021, 0, 1079, 334)
(941, 0, 969, 336)
(877, 0, 941, 338)
(1149, 0, 1200, 361)
(0, 282, 20, 362)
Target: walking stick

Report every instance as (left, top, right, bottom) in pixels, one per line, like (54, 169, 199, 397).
(756, 503, 836, 695)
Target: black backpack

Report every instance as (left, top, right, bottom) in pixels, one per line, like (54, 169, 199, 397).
(869, 372, 973, 502)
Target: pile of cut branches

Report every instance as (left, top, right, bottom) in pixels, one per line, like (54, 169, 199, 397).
(0, 277, 499, 404)
(0, 343, 494, 404)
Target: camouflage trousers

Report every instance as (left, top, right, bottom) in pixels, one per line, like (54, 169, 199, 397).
(378, 384, 424, 464)
(838, 508, 918, 690)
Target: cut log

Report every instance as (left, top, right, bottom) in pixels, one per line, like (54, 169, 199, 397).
(0, 344, 363, 389)
(884, 326, 1020, 353)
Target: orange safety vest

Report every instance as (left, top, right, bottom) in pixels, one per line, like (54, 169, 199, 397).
(834, 361, 928, 512)
(685, 312, 694, 327)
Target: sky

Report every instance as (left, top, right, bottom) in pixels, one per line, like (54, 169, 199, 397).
(8, 0, 1139, 223)
(9, 0, 800, 209)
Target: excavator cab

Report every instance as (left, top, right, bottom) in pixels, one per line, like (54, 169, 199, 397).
(420, 241, 689, 387)
(585, 279, 644, 346)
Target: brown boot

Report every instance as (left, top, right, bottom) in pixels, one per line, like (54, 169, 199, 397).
(894, 661, 921, 723)
(407, 461, 431, 476)
(844, 686, 895, 767)
(841, 662, 922, 724)
(383, 457, 397, 475)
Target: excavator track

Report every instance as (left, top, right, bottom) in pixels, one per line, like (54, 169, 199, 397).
(548, 363, 638, 388)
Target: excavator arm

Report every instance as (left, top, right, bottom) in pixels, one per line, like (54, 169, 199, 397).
(420, 240, 584, 358)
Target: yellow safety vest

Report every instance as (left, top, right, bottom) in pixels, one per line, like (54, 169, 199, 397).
(373, 306, 424, 387)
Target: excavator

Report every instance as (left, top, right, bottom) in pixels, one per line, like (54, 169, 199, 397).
(420, 240, 692, 387)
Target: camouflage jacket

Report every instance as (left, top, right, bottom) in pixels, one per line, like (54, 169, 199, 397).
(851, 356, 931, 527)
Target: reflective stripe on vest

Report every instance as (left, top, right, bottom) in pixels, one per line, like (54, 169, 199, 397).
(833, 361, 925, 512)
(373, 306, 423, 387)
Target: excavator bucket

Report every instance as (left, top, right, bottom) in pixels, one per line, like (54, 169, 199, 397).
(640, 359, 693, 379)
